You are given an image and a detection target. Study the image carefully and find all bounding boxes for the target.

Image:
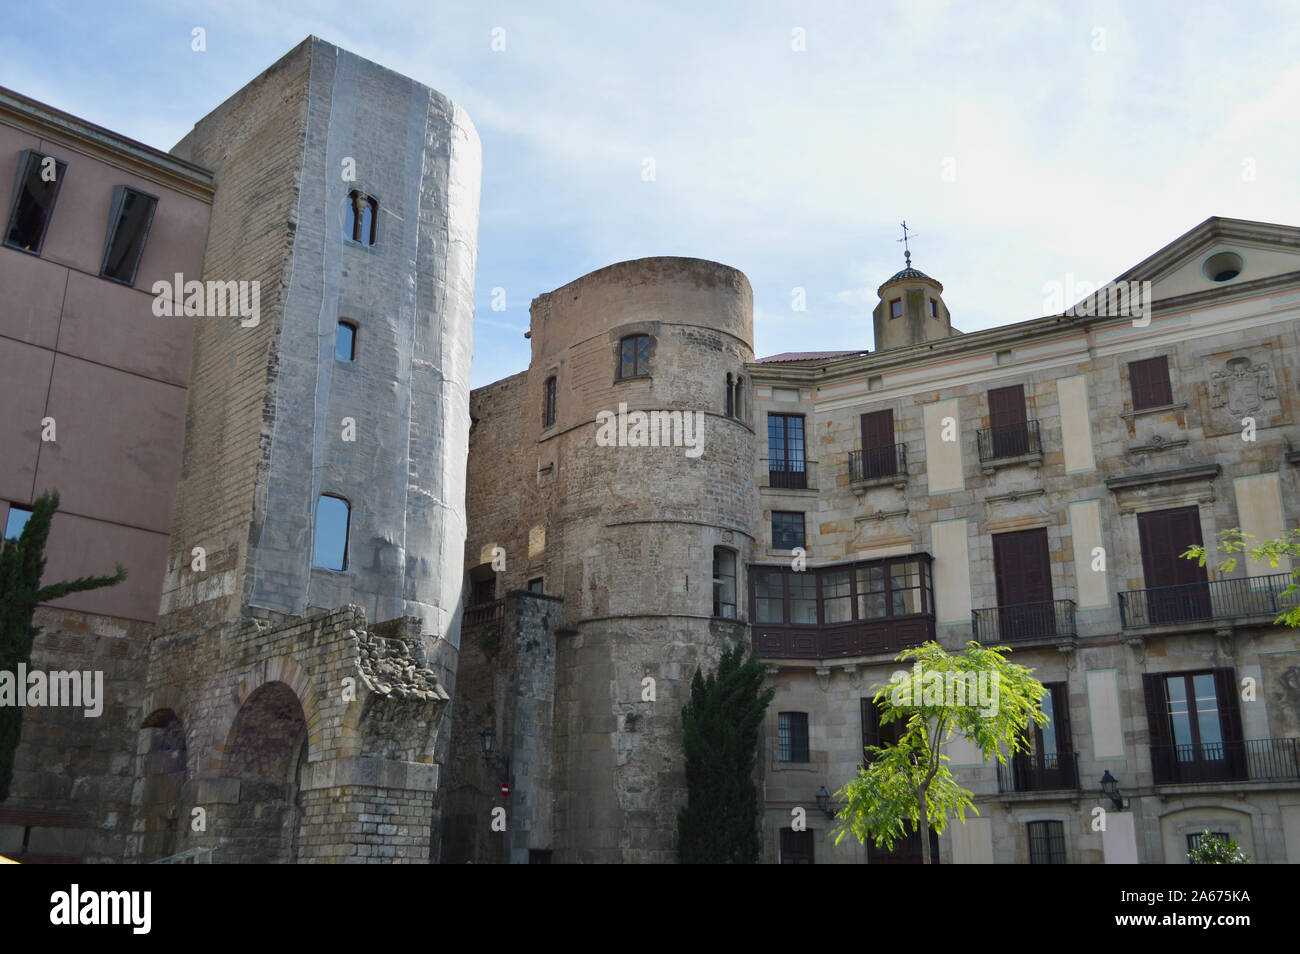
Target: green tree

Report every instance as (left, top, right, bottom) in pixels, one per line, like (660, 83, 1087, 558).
(1184, 527, 1300, 627)
(833, 640, 1047, 865)
(1, 491, 125, 800)
(1187, 830, 1251, 864)
(677, 642, 775, 863)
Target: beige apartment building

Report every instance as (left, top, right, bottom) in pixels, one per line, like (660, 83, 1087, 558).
(455, 216, 1300, 864)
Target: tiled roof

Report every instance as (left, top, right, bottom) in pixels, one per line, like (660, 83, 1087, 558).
(755, 350, 866, 363)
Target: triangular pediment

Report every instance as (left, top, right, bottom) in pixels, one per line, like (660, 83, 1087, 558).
(1113, 216, 1300, 305)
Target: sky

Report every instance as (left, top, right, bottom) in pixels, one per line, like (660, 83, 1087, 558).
(4, 0, 1299, 387)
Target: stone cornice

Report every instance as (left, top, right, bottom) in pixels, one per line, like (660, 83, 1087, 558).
(1104, 463, 1222, 491)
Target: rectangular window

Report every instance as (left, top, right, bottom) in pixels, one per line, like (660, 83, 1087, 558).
(336, 321, 357, 362)
(1136, 506, 1210, 623)
(100, 186, 158, 285)
(527, 577, 544, 594)
(778, 712, 809, 762)
(788, 572, 817, 624)
(857, 409, 898, 479)
(987, 384, 1030, 458)
(754, 568, 786, 623)
(992, 527, 1056, 638)
(4, 150, 67, 254)
(312, 495, 350, 571)
(822, 568, 852, 623)
(1129, 355, 1173, 411)
(1144, 668, 1245, 784)
(618, 335, 651, 379)
(1027, 820, 1067, 864)
(712, 547, 737, 618)
(767, 414, 806, 488)
(780, 827, 814, 864)
(929, 298, 937, 317)
(889, 298, 902, 319)
(470, 577, 496, 606)
(4, 505, 33, 541)
(1186, 832, 1230, 857)
(543, 376, 557, 428)
(771, 511, 805, 551)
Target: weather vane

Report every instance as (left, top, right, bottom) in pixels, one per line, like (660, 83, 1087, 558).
(898, 220, 917, 267)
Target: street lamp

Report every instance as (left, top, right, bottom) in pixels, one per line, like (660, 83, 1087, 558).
(481, 727, 509, 788)
(1100, 770, 1127, 810)
(815, 786, 834, 818)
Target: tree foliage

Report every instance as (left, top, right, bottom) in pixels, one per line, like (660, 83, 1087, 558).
(1183, 527, 1300, 627)
(677, 642, 775, 863)
(833, 640, 1047, 864)
(1187, 830, 1251, 864)
(1, 491, 125, 800)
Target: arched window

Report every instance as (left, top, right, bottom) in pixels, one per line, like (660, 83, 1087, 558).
(313, 494, 351, 570)
(344, 191, 377, 245)
(617, 335, 651, 379)
(725, 373, 734, 417)
(734, 375, 744, 420)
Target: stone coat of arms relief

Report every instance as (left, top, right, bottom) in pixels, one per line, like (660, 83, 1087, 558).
(1209, 355, 1278, 417)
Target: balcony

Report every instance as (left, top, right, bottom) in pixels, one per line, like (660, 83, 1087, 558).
(997, 751, 1080, 794)
(762, 458, 816, 491)
(1118, 573, 1294, 629)
(976, 420, 1043, 471)
(750, 554, 935, 660)
(463, 598, 504, 629)
(1150, 738, 1300, 785)
(848, 444, 908, 489)
(971, 599, 1077, 644)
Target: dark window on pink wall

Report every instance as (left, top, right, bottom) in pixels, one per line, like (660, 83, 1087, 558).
(4, 150, 67, 255)
(100, 186, 158, 285)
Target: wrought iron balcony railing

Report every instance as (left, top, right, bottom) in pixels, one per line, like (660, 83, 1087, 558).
(1119, 572, 1294, 628)
(763, 458, 815, 490)
(972, 599, 1077, 643)
(1150, 737, 1300, 785)
(849, 444, 908, 482)
(976, 419, 1042, 462)
(997, 751, 1080, 793)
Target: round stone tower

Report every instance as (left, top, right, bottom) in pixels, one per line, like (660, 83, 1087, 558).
(527, 257, 756, 862)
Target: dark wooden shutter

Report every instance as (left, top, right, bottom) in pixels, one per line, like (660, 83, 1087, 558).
(861, 697, 880, 755)
(1050, 683, 1073, 753)
(988, 384, 1028, 456)
(1129, 356, 1172, 410)
(1212, 668, 1247, 779)
(780, 828, 814, 864)
(992, 528, 1054, 638)
(988, 385, 1026, 427)
(859, 410, 896, 477)
(1143, 673, 1174, 783)
(1138, 507, 1210, 622)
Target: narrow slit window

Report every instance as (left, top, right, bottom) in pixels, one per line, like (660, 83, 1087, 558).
(4, 150, 67, 254)
(336, 321, 357, 362)
(713, 547, 737, 618)
(346, 190, 378, 245)
(543, 376, 557, 427)
(313, 495, 351, 571)
(100, 186, 158, 285)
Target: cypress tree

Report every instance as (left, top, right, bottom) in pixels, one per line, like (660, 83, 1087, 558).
(0, 491, 124, 801)
(677, 642, 774, 863)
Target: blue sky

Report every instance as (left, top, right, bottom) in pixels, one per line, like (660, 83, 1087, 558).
(5, 1, 1299, 387)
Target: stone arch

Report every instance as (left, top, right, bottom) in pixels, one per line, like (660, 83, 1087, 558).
(1158, 803, 1259, 864)
(133, 707, 190, 862)
(208, 655, 323, 774)
(221, 680, 309, 864)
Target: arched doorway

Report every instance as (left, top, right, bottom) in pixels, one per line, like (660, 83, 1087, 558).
(135, 709, 188, 862)
(224, 681, 308, 863)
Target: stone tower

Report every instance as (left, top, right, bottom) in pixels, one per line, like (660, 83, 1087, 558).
(871, 252, 952, 351)
(127, 38, 480, 863)
(452, 258, 755, 863)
